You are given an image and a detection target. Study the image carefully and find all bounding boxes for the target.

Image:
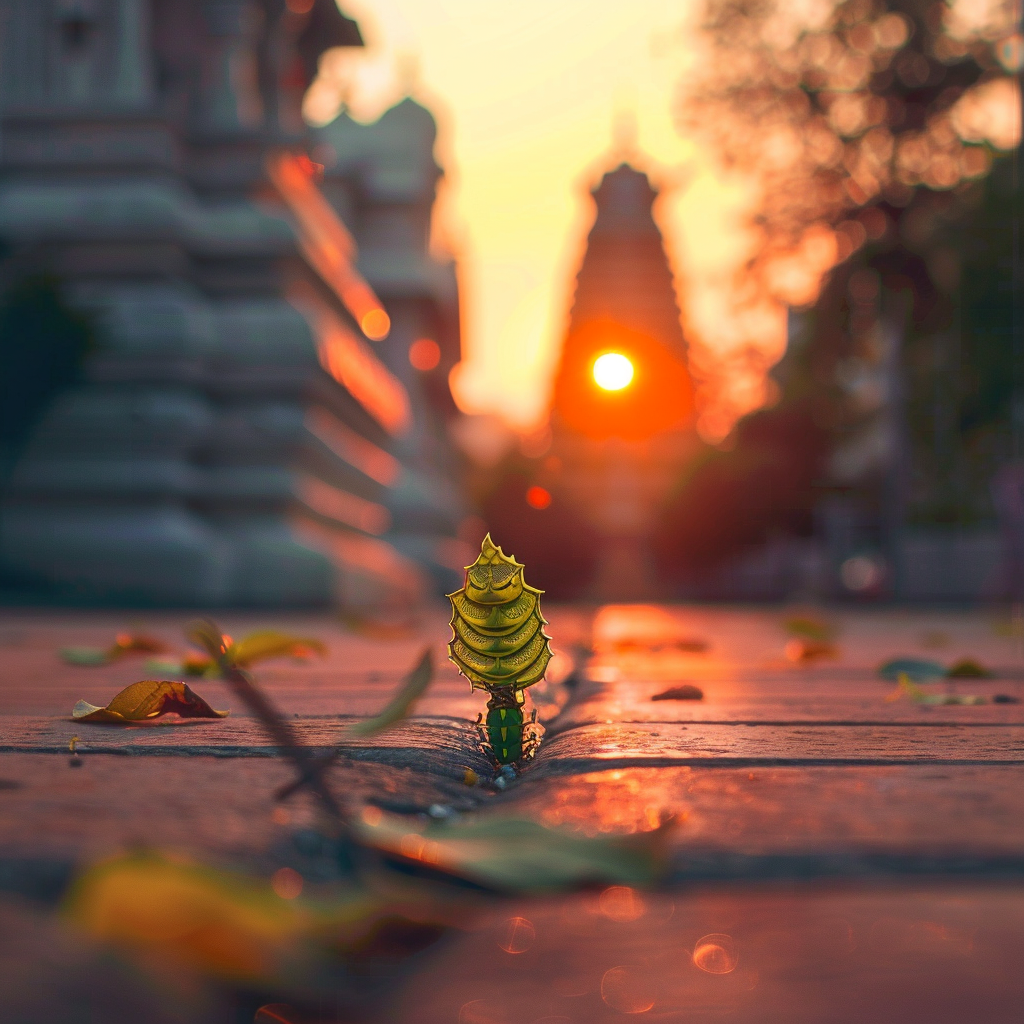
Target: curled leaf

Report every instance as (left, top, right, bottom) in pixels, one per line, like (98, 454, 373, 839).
(72, 680, 228, 723)
(344, 648, 433, 738)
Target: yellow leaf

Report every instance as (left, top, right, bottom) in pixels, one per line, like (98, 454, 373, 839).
(63, 853, 409, 983)
(72, 680, 229, 723)
(343, 648, 432, 738)
(228, 631, 327, 668)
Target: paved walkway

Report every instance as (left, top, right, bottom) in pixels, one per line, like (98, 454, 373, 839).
(2, 604, 1023, 1021)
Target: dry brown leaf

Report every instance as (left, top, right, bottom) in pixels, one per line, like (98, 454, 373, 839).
(72, 680, 229, 723)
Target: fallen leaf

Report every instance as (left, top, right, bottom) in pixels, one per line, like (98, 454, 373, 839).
(651, 684, 704, 701)
(946, 658, 993, 679)
(342, 648, 433, 738)
(59, 632, 169, 667)
(675, 638, 709, 653)
(72, 680, 228, 723)
(340, 612, 420, 640)
(112, 632, 168, 655)
(878, 657, 945, 682)
(142, 658, 185, 676)
(884, 673, 987, 706)
(59, 647, 112, 666)
(356, 811, 674, 894)
(785, 639, 839, 663)
(228, 631, 327, 668)
(784, 614, 837, 642)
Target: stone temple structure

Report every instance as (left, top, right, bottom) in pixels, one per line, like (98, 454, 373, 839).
(0, 0, 467, 608)
(549, 161, 697, 599)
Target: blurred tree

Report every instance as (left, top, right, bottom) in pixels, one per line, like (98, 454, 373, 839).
(657, 0, 1021, 581)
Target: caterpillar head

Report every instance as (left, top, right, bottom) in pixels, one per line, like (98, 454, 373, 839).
(464, 534, 525, 605)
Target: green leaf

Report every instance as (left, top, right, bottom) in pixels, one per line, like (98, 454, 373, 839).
(357, 811, 674, 893)
(344, 648, 433, 738)
(59, 647, 112, 666)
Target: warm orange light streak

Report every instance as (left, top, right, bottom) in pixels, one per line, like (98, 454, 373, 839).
(266, 151, 391, 340)
(304, 406, 401, 485)
(296, 473, 392, 535)
(289, 280, 411, 435)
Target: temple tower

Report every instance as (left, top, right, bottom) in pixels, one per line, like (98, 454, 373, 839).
(549, 161, 697, 599)
(0, 0, 466, 607)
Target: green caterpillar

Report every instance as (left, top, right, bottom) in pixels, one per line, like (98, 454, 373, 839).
(448, 534, 552, 764)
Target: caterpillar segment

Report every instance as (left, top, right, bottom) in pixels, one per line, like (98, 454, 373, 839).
(447, 534, 552, 765)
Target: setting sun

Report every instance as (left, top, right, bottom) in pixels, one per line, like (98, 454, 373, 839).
(593, 352, 634, 391)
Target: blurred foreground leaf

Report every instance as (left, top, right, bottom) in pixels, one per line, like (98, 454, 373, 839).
(72, 680, 228, 723)
(357, 811, 674, 894)
(878, 658, 946, 682)
(343, 648, 432, 738)
(63, 853, 395, 985)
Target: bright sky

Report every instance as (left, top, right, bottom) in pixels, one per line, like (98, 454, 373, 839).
(307, 0, 786, 436)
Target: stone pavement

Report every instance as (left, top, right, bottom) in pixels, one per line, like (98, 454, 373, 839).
(2, 603, 1023, 1021)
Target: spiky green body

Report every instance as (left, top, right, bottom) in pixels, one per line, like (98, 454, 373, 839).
(448, 535, 552, 765)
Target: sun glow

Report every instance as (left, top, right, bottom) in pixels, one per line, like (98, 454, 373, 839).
(593, 352, 634, 391)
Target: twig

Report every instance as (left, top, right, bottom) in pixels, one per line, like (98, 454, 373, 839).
(186, 620, 347, 827)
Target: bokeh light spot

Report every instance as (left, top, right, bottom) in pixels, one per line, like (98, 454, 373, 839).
(693, 933, 738, 974)
(498, 915, 536, 954)
(593, 352, 634, 391)
(525, 485, 551, 509)
(360, 308, 391, 340)
(409, 337, 441, 371)
(270, 867, 303, 900)
(599, 886, 647, 922)
(601, 966, 656, 1013)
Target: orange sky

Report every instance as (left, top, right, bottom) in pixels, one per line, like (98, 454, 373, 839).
(304, 0, 798, 438)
